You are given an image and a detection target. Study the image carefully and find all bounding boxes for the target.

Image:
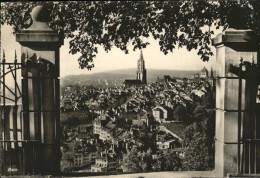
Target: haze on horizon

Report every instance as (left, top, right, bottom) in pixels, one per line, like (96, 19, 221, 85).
(1, 25, 218, 78)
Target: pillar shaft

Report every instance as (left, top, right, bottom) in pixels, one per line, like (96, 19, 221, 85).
(213, 28, 259, 176)
(16, 6, 63, 175)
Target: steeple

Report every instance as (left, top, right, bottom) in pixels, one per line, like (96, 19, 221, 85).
(140, 49, 144, 61)
(136, 50, 147, 84)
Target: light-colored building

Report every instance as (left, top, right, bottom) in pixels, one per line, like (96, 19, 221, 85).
(156, 139, 178, 150)
(91, 154, 117, 172)
(90, 165, 107, 172)
(74, 152, 97, 167)
(200, 67, 209, 79)
(152, 106, 168, 123)
(99, 122, 116, 142)
(93, 119, 101, 135)
(191, 73, 200, 79)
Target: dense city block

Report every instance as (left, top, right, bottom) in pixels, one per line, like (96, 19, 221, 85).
(60, 63, 216, 173)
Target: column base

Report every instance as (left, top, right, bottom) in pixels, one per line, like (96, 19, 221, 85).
(215, 140, 238, 177)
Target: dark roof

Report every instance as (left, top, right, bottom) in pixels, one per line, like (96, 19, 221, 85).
(162, 122, 188, 140)
(191, 77, 201, 82)
(123, 79, 143, 85)
(164, 75, 171, 80)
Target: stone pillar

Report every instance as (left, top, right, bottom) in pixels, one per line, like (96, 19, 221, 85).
(212, 28, 259, 176)
(16, 6, 63, 175)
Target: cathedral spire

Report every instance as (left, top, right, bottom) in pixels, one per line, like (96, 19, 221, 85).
(136, 50, 147, 84)
(140, 49, 144, 61)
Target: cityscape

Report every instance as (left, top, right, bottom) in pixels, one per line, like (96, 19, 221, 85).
(1, 1, 260, 177)
(60, 50, 216, 173)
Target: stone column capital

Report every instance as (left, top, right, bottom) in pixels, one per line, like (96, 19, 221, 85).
(16, 5, 63, 46)
(212, 28, 258, 49)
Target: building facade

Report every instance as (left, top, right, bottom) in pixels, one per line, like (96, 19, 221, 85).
(152, 106, 168, 123)
(74, 152, 96, 167)
(91, 154, 117, 172)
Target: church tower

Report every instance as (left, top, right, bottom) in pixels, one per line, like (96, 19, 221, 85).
(136, 50, 147, 84)
(209, 66, 215, 87)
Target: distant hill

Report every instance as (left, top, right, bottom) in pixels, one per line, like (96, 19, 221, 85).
(61, 68, 200, 88)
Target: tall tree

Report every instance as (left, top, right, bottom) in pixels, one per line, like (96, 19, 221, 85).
(183, 112, 215, 170)
(1, 1, 259, 70)
(174, 105, 191, 122)
(150, 150, 182, 171)
(121, 146, 142, 172)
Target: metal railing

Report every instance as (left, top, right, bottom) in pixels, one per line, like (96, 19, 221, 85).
(1, 140, 38, 176)
(1, 50, 61, 175)
(236, 58, 260, 174)
(1, 50, 26, 176)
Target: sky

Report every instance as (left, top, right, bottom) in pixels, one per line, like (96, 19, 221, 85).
(1, 25, 220, 78)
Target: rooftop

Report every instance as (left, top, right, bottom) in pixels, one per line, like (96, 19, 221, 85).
(201, 67, 208, 72)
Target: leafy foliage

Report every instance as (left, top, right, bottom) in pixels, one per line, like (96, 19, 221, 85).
(182, 115, 215, 171)
(122, 146, 182, 172)
(121, 145, 143, 172)
(161, 151, 182, 171)
(60, 159, 74, 173)
(201, 88, 216, 109)
(1, 1, 259, 70)
(182, 87, 216, 170)
(151, 151, 182, 171)
(174, 105, 190, 121)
